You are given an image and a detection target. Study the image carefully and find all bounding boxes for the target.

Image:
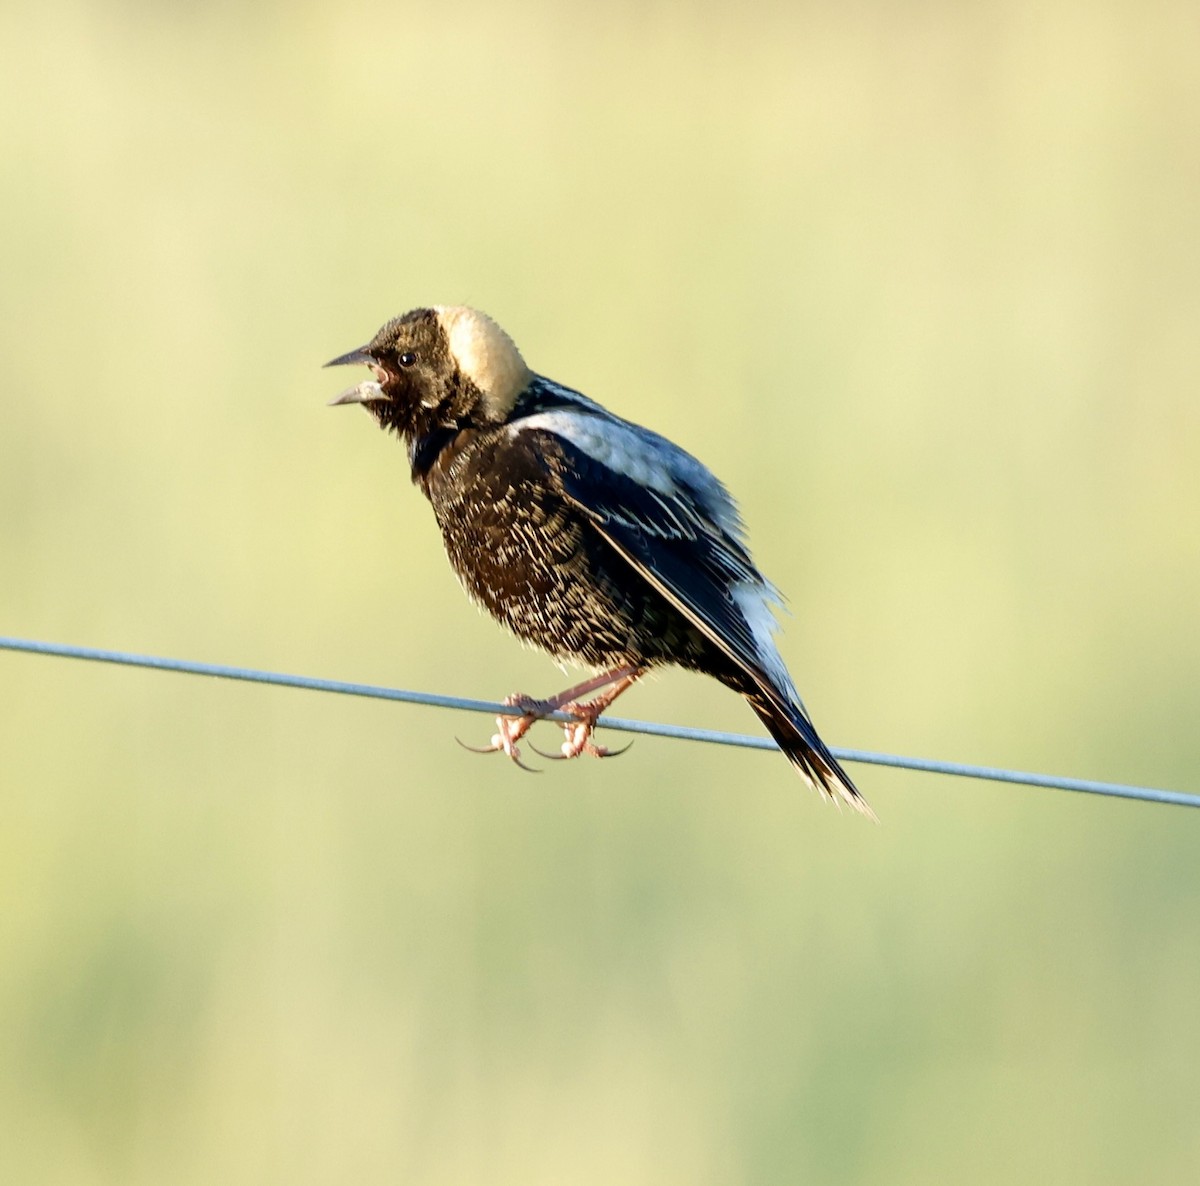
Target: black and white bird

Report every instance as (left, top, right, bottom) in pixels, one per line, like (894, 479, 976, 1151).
(327, 306, 872, 817)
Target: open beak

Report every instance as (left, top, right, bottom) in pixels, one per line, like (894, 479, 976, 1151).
(324, 345, 388, 407)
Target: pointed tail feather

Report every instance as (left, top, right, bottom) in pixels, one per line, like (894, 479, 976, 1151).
(744, 689, 877, 820)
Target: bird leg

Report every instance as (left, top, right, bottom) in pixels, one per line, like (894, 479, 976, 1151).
(544, 671, 643, 759)
(468, 666, 644, 768)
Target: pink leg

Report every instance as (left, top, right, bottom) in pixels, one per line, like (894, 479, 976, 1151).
(549, 672, 643, 759)
(467, 666, 644, 769)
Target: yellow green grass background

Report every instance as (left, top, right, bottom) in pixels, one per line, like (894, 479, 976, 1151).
(1, 1, 1197, 1182)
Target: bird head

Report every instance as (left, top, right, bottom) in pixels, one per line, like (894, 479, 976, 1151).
(326, 306, 532, 436)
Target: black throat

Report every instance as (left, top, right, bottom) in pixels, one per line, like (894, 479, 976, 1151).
(408, 425, 461, 482)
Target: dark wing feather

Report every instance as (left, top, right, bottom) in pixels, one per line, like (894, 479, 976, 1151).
(522, 421, 794, 706)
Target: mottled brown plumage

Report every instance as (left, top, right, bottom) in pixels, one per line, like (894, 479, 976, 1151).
(328, 306, 872, 816)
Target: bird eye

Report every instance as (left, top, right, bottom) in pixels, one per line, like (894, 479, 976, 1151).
(398, 351, 417, 368)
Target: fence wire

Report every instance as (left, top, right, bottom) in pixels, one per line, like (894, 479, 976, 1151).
(2, 636, 1195, 809)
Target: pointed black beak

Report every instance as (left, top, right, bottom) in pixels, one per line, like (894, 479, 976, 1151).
(325, 344, 389, 406)
(324, 346, 375, 369)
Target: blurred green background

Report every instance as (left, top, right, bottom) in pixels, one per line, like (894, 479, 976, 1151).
(2, 0, 1198, 1182)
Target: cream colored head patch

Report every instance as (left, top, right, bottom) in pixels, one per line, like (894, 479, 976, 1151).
(435, 306, 532, 418)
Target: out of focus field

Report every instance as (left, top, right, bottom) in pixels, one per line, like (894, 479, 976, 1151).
(1, 2, 1197, 1182)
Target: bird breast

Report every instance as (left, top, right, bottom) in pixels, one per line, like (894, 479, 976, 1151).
(412, 425, 654, 668)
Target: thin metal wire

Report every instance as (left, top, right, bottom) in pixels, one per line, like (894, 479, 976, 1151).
(2, 635, 1195, 809)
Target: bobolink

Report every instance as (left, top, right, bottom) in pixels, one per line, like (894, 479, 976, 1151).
(328, 306, 872, 817)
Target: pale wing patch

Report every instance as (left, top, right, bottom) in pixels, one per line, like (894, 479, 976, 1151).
(731, 579, 804, 711)
(436, 306, 532, 418)
(513, 406, 745, 538)
(514, 397, 746, 541)
(515, 408, 681, 495)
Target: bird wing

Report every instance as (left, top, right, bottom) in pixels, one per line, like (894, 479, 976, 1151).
(511, 408, 805, 715)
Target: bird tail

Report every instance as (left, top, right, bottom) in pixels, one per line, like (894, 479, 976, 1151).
(743, 686, 877, 821)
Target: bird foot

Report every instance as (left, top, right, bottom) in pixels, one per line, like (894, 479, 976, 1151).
(460, 671, 643, 771)
(455, 693, 545, 773)
(528, 697, 634, 761)
(460, 691, 634, 768)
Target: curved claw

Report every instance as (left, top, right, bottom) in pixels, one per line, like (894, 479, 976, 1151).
(528, 731, 635, 761)
(595, 738, 634, 759)
(528, 740, 569, 761)
(456, 736, 500, 756)
(455, 733, 541, 774)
